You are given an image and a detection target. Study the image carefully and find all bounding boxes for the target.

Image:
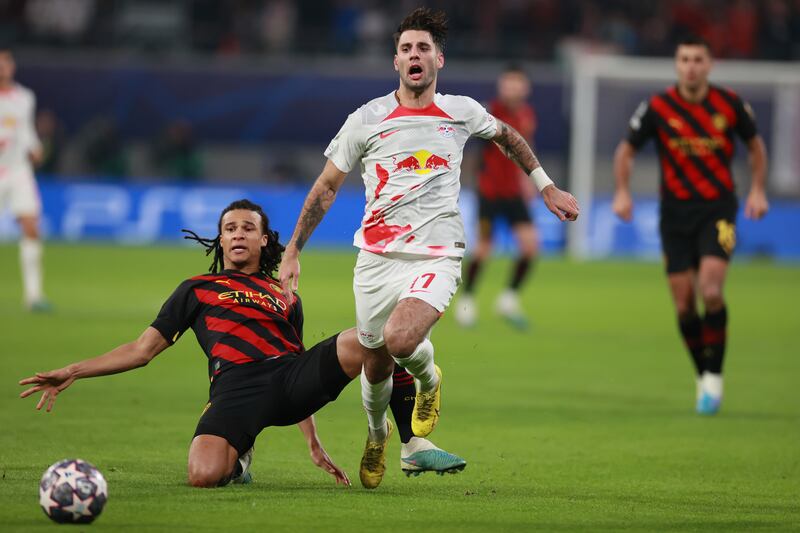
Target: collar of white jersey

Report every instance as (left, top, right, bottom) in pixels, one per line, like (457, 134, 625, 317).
(380, 92, 453, 122)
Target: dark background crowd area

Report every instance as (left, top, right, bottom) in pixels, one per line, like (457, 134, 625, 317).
(1, 0, 799, 61)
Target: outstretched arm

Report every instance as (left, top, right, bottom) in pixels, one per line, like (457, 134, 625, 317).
(297, 416, 350, 486)
(744, 135, 768, 220)
(278, 160, 348, 296)
(19, 327, 169, 412)
(492, 119, 579, 221)
(612, 140, 636, 221)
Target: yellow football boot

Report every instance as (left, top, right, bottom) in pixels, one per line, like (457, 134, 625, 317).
(359, 419, 394, 489)
(411, 365, 441, 437)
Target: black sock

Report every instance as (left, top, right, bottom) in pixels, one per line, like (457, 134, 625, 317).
(389, 364, 415, 444)
(702, 306, 728, 374)
(509, 257, 533, 291)
(678, 314, 705, 376)
(463, 258, 482, 294)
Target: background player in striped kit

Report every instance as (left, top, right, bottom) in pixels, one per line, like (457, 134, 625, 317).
(0, 48, 49, 311)
(612, 36, 769, 415)
(278, 8, 579, 488)
(456, 65, 540, 330)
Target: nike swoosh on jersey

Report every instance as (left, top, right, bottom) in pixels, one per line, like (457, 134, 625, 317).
(379, 130, 400, 139)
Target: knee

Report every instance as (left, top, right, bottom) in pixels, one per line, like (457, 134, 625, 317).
(18, 218, 40, 240)
(700, 283, 724, 310)
(518, 239, 538, 259)
(519, 246, 536, 260)
(674, 297, 696, 319)
(187, 464, 227, 488)
(361, 344, 393, 378)
(475, 241, 492, 259)
(383, 326, 418, 358)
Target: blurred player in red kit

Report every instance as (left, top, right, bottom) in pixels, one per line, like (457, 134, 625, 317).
(456, 65, 539, 330)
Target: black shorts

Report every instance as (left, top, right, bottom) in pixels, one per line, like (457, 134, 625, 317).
(659, 197, 738, 274)
(478, 195, 533, 237)
(193, 334, 350, 456)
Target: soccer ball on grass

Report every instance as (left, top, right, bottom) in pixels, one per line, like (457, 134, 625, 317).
(39, 458, 108, 524)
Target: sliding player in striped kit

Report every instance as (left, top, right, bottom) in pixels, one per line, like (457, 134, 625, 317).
(279, 8, 579, 489)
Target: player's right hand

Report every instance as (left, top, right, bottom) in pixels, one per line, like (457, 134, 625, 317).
(278, 252, 300, 302)
(309, 442, 351, 487)
(612, 190, 633, 221)
(19, 368, 75, 412)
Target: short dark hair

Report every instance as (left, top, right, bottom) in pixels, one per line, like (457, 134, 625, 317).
(502, 63, 528, 77)
(183, 199, 285, 277)
(676, 35, 711, 53)
(393, 8, 448, 52)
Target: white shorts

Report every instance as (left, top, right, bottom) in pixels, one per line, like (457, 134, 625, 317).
(353, 250, 462, 349)
(0, 166, 41, 217)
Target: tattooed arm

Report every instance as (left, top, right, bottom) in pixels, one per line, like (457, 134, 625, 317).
(492, 118, 580, 221)
(492, 119, 542, 175)
(279, 160, 348, 295)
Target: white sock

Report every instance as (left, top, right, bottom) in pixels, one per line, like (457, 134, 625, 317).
(701, 372, 723, 398)
(393, 339, 439, 393)
(20, 238, 44, 305)
(360, 371, 392, 441)
(401, 436, 439, 457)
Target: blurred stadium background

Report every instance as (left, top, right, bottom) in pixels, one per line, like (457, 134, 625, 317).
(2, 1, 799, 530)
(1, 0, 799, 258)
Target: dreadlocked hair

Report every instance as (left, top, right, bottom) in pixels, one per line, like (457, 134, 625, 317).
(182, 199, 285, 277)
(393, 7, 448, 52)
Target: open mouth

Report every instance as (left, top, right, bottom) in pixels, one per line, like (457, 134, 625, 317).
(231, 245, 248, 253)
(408, 64, 423, 81)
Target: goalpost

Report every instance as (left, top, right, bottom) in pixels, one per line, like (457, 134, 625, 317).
(566, 54, 800, 259)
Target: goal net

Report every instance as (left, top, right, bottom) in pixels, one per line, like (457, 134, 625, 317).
(566, 54, 800, 259)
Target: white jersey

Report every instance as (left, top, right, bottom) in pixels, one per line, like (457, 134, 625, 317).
(0, 83, 40, 176)
(325, 92, 497, 258)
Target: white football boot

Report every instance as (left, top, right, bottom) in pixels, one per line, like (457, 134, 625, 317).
(495, 289, 529, 330)
(696, 372, 723, 415)
(400, 437, 466, 476)
(454, 294, 477, 328)
(232, 446, 254, 484)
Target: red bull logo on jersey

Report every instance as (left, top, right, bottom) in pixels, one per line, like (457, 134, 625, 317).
(366, 148, 451, 252)
(392, 150, 450, 175)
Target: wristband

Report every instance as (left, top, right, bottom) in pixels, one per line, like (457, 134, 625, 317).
(529, 167, 554, 192)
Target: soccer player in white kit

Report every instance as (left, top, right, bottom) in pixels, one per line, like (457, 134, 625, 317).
(278, 9, 579, 488)
(0, 48, 49, 311)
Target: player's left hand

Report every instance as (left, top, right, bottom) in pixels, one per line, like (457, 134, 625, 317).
(309, 442, 351, 486)
(744, 188, 769, 220)
(541, 185, 580, 221)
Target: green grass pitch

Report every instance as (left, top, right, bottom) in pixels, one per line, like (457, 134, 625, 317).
(0, 244, 798, 531)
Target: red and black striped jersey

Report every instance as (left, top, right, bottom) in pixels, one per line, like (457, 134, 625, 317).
(151, 270, 303, 379)
(627, 84, 758, 203)
(478, 100, 537, 200)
